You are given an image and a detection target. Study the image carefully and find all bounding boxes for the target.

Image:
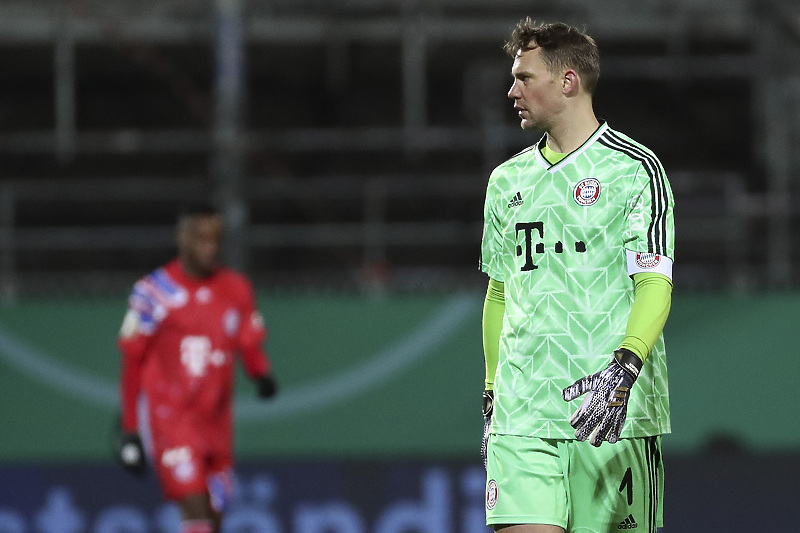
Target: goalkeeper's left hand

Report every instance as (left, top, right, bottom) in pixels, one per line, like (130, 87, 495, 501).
(481, 390, 493, 470)
(562, 348, 642, 447)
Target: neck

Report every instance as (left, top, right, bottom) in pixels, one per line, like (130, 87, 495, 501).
(178, 258, 213, 280)
(545, 105, 599, 154)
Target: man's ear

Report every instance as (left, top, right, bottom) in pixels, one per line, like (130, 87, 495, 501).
(563, 69, 580, 96)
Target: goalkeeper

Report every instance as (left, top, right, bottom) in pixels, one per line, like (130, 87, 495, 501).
(479, 19, 674, 533)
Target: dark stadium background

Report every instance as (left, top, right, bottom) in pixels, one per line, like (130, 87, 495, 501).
(1, 1, 798, 531)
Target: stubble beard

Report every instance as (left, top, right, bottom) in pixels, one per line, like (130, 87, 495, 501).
(520, 116, 545, 132)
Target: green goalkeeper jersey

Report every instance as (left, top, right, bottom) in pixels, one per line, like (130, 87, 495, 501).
(480, 122, 674, 439)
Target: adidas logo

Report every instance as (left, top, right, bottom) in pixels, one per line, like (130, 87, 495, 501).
(507, 191, 524, 208)
(617, 514, 638, 529)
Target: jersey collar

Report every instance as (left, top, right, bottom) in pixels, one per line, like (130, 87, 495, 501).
(533, 120, 609, 171)
(166, 258, 218, 288)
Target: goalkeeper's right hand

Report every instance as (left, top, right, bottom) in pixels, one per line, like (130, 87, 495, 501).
(481, 390, 493, 470)
(116, 432, 146, 476)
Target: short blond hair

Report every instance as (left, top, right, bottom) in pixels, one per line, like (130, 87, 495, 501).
(504, 18, 600, 95)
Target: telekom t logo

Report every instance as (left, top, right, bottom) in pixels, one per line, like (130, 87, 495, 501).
(180, 336, 225, 377)
(515, 222, 587, 272)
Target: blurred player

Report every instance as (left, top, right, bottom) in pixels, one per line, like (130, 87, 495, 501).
(115, 203, 278, 533)
(480, 19, 674, 532)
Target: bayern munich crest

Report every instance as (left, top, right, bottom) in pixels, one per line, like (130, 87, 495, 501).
(574, 178, 601, 206)
(223, 308, 240, 336)
(635, 252, 661, 268)
(486, 479, 498, 510)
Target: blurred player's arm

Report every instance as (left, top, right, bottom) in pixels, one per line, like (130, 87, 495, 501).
(481, 277, 504, 468)
(117, 310, 150, 434)
(116, 307, 151, 474)
(237, 281, 277, 399)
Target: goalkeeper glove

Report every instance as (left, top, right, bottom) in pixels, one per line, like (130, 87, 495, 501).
(562, 348, 642, 447)
(481, 390, 493, 469)
(116, 432, 146, 476)
(257, 373, 278, 399)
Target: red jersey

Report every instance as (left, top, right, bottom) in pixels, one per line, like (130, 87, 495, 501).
(118, 259, 270, 436)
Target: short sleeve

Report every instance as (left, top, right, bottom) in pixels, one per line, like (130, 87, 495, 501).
(121, 280, 161, 337)
(234, 277, 267, 351)
(480, 184, 505, 282)
(623, 161, 675, 279)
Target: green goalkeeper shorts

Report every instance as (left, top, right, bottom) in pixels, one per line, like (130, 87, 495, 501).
(485, 434, 663, 532)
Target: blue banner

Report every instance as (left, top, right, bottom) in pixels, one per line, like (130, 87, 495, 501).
(0, 462, 491, 533)
(2, 455, 800, 532)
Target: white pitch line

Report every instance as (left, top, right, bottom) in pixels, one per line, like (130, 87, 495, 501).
(0, 293, 481, 419)
(237, 292, 480, 421)
(0, 324, 119, 405)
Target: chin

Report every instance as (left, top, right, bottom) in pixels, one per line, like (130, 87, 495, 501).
(520, 117, 545, 131)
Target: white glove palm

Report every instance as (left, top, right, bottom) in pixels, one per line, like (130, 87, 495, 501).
(562, 349, 642, 446)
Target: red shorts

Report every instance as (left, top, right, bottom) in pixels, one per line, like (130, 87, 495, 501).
(145, 408, 234, 506)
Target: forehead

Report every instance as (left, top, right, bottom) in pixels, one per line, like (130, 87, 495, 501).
(511, 46, 548, 74)
(183, 214, 223, 234)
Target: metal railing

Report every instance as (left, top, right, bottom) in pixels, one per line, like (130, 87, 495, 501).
(0, 0, 798, 297)
(0, 169, 779, 300)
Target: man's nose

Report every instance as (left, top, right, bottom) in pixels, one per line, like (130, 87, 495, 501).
(507, 82, 518, 99)
(200, 241, 219, 257)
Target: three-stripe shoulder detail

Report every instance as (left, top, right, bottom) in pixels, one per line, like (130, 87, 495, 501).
(597, 130, 669, 256)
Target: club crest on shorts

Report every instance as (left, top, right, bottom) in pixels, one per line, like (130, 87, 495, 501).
(635, 252, 661, 269)
(574, 178, 601, 206)
(162, 446, 197, 483)
(486, 479, 498, 510)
